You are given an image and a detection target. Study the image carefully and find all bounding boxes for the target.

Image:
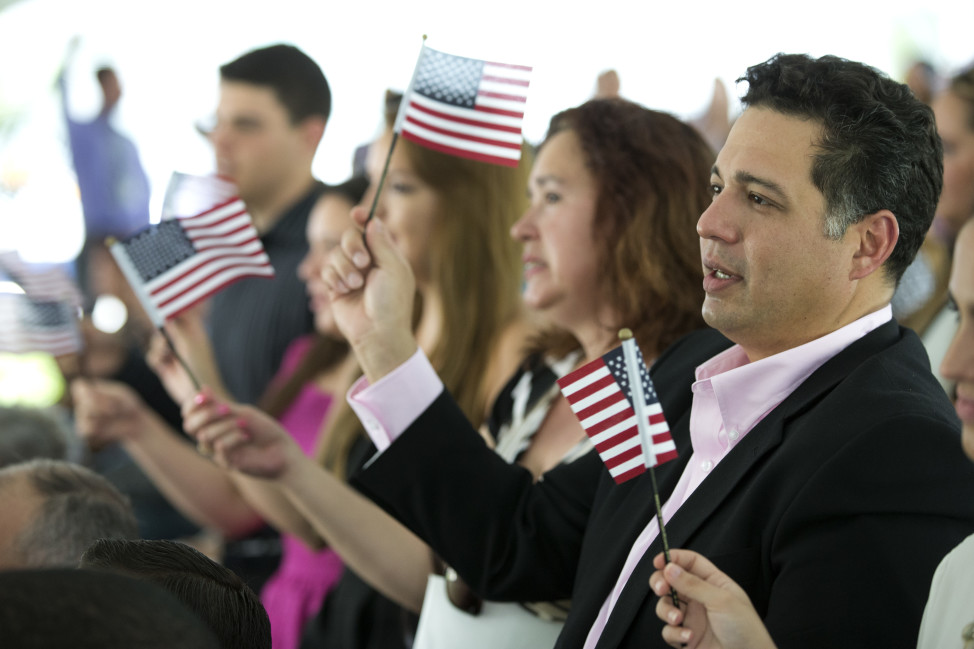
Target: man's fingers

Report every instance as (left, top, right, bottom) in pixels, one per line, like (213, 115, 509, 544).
(654, 582, 685, 623)
(661, 560, 741, 612)
(655, 549, 724, 584)
(660, 625, 693, 648)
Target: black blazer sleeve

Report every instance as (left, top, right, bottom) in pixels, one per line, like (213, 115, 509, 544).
(352, 388, 602, 602)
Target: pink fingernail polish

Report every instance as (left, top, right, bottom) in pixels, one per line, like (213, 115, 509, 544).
(216, 403, 230, 416)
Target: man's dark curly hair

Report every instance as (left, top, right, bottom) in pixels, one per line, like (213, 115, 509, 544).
(739, 53, 943, 284)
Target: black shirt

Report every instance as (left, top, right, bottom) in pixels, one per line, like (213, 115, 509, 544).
(207, 184, 321, 404)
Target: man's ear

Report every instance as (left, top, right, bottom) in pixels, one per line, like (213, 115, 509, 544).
(849, 209, 899, 281)
(299, 116, 326, 151)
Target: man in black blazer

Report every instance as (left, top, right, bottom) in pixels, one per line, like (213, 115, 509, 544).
(322, 53, 974, 648)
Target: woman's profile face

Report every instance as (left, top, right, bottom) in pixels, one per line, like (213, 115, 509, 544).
(298, 194, 354, 337)
(365, 133, 440, 285)
(511, 129, 603, 327)
(933, 89, 974, 235)
(940, 222, 974, 462)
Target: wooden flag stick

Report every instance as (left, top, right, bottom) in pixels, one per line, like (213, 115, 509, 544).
(618, 328, 680, 609)
(362, 35, 426, 249)
(159, 327, 200, 392)
(361, 130, 400, 234)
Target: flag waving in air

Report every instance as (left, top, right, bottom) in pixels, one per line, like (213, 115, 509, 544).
(109, 194, 273, 327)
(0, 251, 83, 307)
(394, 44, 531, 167)
(557, 337, 678, 484)
(0, 252, 83, 356)
(0, 294, 82, 357)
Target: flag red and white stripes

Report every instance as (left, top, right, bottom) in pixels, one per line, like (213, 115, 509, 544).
(110, 197, 273, 327)
(0, 251, 82, 307)
(0, 294, 81, 356)
(394, 45, 531, 167)
(557, 342, 678, 484)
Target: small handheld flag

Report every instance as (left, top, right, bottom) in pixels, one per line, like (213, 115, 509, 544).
(362, 38, 532, 235)
(0, 252, 83, 357)
(109, 194, 273, 328)
(160, 172, 238, 222)
(557, 329, 681, 607)
(394, 43, 532, 167)
(0, 293, 82, 357)
(0, 251, 83, 308)
(556, 333, 677, 484)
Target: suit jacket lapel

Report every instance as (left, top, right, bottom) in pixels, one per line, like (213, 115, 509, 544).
(592, 321, 901, 648)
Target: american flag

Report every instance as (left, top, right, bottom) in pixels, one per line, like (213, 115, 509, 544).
(0, 293, 81, 356)
(394, 45, 531, 167)
(109, 197, 273, 327)
(160, 172, 238, 221)
(557, 341, 677, 484)
(0, 251, 82, 307)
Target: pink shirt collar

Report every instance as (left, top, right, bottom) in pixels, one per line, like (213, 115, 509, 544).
(695, 304, 893, 440)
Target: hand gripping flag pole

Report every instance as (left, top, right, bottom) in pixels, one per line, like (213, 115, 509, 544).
(619, 328, 680, 608)
(159, 326, 201, 392)
(105, 235, 201, 392)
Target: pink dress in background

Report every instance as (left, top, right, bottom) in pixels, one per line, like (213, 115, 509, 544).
(259, 336, 345, 649)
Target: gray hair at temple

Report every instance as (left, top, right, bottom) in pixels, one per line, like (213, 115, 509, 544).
(0, 406, 69, 468)
(0, 459, 138, 568)
(739, 53, 943, 284)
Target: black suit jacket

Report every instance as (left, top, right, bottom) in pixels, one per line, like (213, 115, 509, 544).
(353, 323, 974, 648)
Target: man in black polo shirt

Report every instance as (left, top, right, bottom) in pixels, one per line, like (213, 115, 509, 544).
(204, 44, 329, 405)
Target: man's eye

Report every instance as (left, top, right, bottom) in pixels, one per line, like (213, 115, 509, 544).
(544, 192, 560, 204)
(749, 193, 770, 206)
(234, 121, 261, 133)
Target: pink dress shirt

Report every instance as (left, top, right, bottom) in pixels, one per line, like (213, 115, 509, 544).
(347, 306, 893, 647)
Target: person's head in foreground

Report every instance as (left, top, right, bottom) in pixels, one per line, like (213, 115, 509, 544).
(80, 538, 271, 649)
(0, 568, 219, 648)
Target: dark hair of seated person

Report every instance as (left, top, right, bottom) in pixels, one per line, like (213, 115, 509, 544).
(0, 568, 220, 648)
(80, 538, 271, 649)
